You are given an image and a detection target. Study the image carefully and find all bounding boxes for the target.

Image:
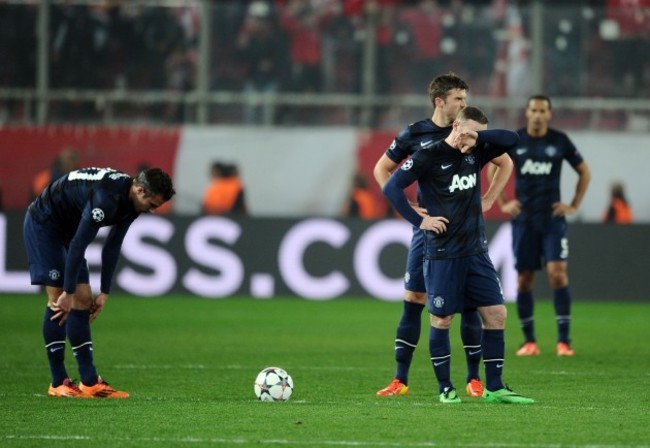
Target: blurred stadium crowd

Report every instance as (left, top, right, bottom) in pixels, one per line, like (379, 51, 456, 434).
(0, 0, 648, 129)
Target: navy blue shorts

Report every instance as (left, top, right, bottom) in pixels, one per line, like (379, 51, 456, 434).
(23, 213, 90, 288)
(404, 226, 425, 293)
(424, 252, 504, 316)
(512, 220, 568, 271)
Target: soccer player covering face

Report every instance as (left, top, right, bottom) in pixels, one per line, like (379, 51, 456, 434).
(487, 95, 591, 357)
(23, 167, 175, 398)
(374, 73, 485, 398)
(383, 106, 534, 404)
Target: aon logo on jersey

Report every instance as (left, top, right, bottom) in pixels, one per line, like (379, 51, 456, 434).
(449, 173, 476, 193)
(521, 159, 552, 175)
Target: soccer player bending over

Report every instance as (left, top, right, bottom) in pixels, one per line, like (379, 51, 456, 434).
(383, 106, 534, 404)
(24, 167, 175, 398)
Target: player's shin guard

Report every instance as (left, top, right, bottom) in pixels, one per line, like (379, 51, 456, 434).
(43, 308, 69, 386)
(429, 327, 452, 393)
(66, 309, 98, 386)
(394, 301, 424, 383)
(516, 291, 535, 342)
(482, 329, 505, 392)
(553, 287, 572, 343)
(460, 310, 482, 382)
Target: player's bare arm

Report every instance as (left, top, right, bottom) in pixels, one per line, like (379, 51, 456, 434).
(374, 153, 427, 216)
(552, 161, 592, 217)
(373, 154, 398, 189)
(482, 154, 513, 213)
(486, 162, 521, 217)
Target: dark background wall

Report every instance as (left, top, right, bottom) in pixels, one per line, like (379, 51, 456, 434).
(2, 212, 647, 302)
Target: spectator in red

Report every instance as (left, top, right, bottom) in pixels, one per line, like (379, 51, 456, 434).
(277, 0, 337, 93)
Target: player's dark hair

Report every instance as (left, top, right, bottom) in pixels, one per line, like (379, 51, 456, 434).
(527, 94, 552, 109)
(457, 106, 488, 124)
(135, 168, 175, 201)
(428, 72, 469, 106)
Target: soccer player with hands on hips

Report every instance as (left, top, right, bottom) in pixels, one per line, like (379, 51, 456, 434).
(373, 73, 485, 399)
(383, 106, 534, 404)
(24, 167, 175, 398)
(487, 95, 591, 357)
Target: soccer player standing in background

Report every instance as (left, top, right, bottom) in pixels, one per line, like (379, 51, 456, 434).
(24, 167, 175, 397)
(374, 73, 485, 398)
(383, 106, 533, 404)
(488, 95, 591, 357)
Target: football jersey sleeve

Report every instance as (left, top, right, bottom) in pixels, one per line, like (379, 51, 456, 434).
(476, 129, 520, 167)
(562, 134, 584, 169)
(385, 126, 413, 163)
(100, 221, 134, 294)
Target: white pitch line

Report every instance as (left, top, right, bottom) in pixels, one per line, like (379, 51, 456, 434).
(3, 435, 648, 448)
(111, 364, 373, 372)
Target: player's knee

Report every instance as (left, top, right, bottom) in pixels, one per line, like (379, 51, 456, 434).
(430, 313, 453, 329)
(480, 305, 507, 329)
(517, 271, 535, 291)
(72, 293, 93, 310)
(404, 290, 426, 305)
(547, 268, 568, 288)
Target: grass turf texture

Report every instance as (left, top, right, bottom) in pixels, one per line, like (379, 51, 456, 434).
(0, 294, 648, 447)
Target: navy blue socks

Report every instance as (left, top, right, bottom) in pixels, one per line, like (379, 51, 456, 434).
(43, 308, 69, 386)
(516, 290, 535, 342)
(554, 286, 572, 343)
(66, 309, 98, 386)
(428, 327, 452, 393)
(460, 310, 482, 383)
(482, 329, 505, 392)
(394, 301, 424, 384)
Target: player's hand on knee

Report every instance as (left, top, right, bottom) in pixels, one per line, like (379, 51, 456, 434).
(90, 293, 108, 323)
(50, 292, 73, 325)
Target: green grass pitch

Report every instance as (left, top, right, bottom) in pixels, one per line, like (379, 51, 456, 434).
(0, 294, 648, 447)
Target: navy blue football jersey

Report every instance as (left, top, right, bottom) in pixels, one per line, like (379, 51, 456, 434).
(386, 119, 452, 163)
(28, 167, 139, 293)
(510, 128, 584, 226)
(384, 130, 518, 259)
(386, 119, 452, 205)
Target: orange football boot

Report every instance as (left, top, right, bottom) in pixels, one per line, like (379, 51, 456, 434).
(466, 378, 484, 397)
(48, 378, 86, 398)
(376, 379, 409, 396)
(80, 376, 129, 398)
(516, 342, 541, 356)
(556, 342, 575, 357)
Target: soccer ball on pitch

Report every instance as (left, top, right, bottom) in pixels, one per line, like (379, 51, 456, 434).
(254, 367, 293, 402)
